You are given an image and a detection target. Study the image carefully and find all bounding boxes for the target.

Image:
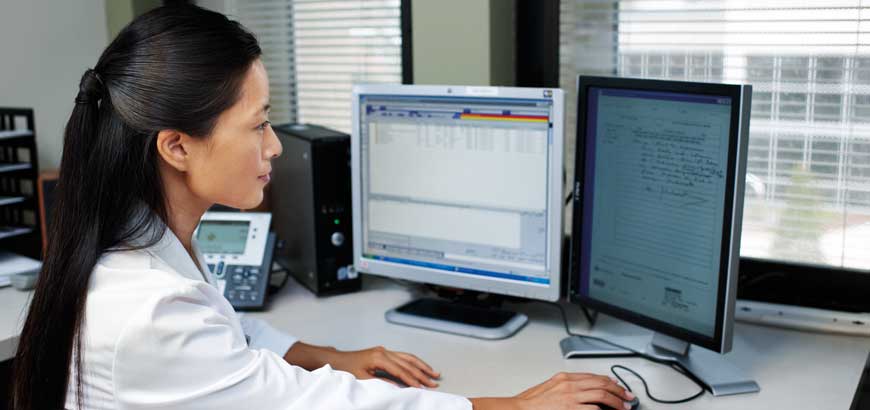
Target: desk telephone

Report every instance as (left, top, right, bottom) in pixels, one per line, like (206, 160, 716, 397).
(196, 211, 276, 310)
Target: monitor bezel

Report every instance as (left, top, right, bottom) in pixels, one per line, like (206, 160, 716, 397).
(351, 84, 565, 302)
(568, 75, 750, 353)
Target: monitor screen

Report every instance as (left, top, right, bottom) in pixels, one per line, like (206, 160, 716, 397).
(197, 220, 250, 255)
(577, 86, 736, 339)
(356, 91, 559, 293)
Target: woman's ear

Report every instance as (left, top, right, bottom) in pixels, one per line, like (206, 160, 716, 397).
(156, 129, 192, 172)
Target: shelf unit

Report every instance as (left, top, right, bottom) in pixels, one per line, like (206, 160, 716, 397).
(0, 108, 42, 260)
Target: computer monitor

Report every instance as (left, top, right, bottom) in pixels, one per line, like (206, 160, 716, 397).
(565, 76, 759, 396)
(351, 84, 564, 339)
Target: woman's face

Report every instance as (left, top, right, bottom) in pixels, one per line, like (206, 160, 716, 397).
(184, 59, 282, 210)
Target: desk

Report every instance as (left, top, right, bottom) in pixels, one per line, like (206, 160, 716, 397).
(0, 286, 30, 362)
(1, 277, 868, 409)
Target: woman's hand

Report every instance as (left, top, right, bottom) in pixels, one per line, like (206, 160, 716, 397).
(470, 372, 635, 410)
(283, 342, 440, 388)
(329, 346, 441, 388)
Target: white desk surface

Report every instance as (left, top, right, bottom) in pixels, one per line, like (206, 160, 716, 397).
(1, 285, 31, 361)
(2, 277, 868, 410)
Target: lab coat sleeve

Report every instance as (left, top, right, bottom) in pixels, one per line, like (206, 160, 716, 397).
(112, 282, 472, 410)
(237, 313, 298, 357)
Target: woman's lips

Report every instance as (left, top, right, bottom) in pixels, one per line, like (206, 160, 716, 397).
(258, 173, 271, 183)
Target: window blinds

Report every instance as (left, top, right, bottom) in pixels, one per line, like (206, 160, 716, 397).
(226, 0, 403, 133)
(560, 0, 870, 269)
(227, 0, 296, 125)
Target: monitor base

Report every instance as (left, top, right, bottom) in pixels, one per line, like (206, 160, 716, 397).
(385, 297, 528, 340)
(560, 334, 760, 397)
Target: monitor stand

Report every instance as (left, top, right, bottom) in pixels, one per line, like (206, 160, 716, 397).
(385, 297, 528, 340)
(560, 332, 760, 396)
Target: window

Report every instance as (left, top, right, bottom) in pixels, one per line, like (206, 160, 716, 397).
(216, 0, 403, 133)
(561, 1, 870, 270)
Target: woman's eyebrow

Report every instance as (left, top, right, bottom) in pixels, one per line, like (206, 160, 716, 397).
(252, 103, 271, 117)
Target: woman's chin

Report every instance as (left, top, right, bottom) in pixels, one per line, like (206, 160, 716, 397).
(242, 194, 264, 210)
(220, 192, 263, 211)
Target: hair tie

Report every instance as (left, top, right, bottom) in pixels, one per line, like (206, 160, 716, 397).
(75, 69, 106, 105)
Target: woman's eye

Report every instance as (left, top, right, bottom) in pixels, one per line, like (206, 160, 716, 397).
(256, 120, 271, 131)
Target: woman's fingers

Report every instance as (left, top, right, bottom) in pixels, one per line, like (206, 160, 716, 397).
(391, 354, 439, 388)
(378, 355, 426, 388)
(528, 372, 611, 397)
(569, 378, 632, 401)
(520, 372, 633, 407)
(395, 351, 441, 379)
(575, 389, 631, 410)
(360, 347, 440, 388)
(510, 372, 635, 410)
(519, 372, 577, 398)
(554, 373, 626, 394)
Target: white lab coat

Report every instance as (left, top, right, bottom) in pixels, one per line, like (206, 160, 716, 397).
(64, 223, 471, 410)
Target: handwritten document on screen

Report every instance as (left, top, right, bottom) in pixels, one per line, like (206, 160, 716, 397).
(586, 89, 733, 337)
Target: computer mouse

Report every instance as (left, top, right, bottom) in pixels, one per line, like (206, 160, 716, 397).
(599, 396, 640, 410)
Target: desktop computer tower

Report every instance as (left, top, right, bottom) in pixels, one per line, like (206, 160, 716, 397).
(271, 123, 360, 296)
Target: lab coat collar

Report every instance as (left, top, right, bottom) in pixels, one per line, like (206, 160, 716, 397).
(139, 218, 217, 287)
(192, 238, 218, 287)
(119, 204, 217, 287)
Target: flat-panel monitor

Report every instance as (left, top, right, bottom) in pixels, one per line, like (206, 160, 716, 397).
(566, 76, 759, 396)
(351, 84, 564, 339)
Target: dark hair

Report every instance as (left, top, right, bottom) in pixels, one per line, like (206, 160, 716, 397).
(12, 5, 261, 410)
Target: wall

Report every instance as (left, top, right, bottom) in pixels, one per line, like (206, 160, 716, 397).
(106, 0, 163, 39)
(411, 0, 514, 86)
(0, 0, 109, 170)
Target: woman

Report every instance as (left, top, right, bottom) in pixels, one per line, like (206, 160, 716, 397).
(12, 5, 635, 410)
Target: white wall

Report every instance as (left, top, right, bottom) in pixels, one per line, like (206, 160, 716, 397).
(411, 0, 514, 86)
(412, 0, 491, 85)
(0, 0, 108, 170)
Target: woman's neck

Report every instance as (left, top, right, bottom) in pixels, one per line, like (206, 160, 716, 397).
(160, 164, 211, 261)
(167, 201, 208, 260)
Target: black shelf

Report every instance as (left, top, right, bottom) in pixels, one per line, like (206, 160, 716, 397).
(0, 226, 33, 241)
(0, 196, 26, 206)
(0, 130, 34, 141)
(0, 163, 31, 173)
(0, 108, 41, 260)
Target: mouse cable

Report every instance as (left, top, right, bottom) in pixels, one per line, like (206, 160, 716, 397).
(546, 302, 706, 405)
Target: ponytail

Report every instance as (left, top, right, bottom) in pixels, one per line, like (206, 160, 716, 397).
(12, 5, 261, 409)
(12, 68, 104, 410)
